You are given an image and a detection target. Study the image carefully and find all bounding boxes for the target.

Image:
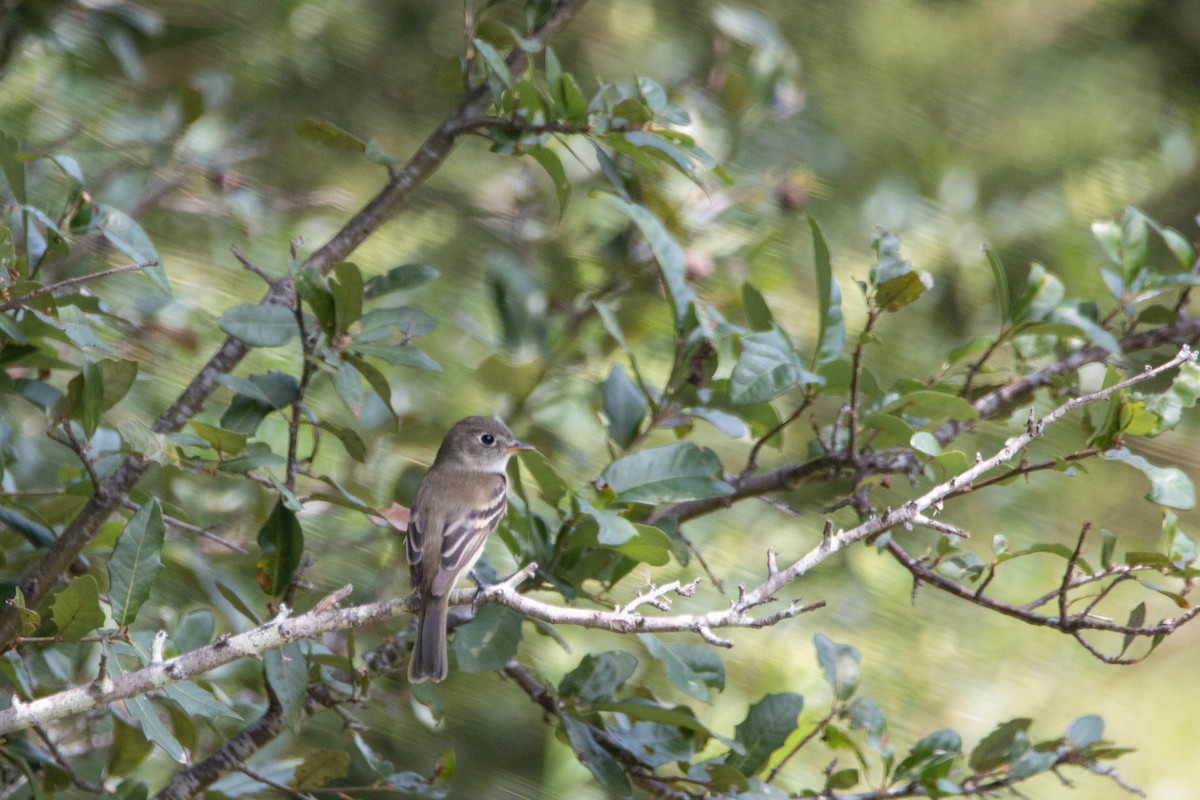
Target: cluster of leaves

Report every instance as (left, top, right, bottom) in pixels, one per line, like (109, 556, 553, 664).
(2, 2, 1200, 798)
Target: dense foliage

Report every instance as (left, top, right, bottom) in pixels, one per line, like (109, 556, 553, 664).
(2, 1, 1199, 798)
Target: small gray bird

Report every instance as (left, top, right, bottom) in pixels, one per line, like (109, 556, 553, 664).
(405, 416, 535, 682)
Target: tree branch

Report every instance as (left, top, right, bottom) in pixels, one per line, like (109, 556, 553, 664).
(0, 0, 595, 653)
(0, 260, 158, 310)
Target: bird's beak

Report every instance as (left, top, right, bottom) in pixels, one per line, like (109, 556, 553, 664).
(508, 440, 537, 453)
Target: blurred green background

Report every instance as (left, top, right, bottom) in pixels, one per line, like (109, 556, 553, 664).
(2, 0, 1199, 797)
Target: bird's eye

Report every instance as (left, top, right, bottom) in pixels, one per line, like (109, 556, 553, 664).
(480, 433, 495, 445)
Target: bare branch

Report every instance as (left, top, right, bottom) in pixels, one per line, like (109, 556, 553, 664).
(0, 261, 158, 310)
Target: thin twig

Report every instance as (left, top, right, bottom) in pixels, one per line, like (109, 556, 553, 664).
(0, 261, 157, 311)
(119, 499, 248, 553)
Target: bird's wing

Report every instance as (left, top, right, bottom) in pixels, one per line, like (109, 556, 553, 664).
(432, 472, 508, 596)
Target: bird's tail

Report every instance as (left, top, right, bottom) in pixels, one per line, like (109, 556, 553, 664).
(409, 595, 449, 683)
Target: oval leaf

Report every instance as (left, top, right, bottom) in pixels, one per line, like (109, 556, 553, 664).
(218, 304, 297, 347)
(107, 500, 165, 627)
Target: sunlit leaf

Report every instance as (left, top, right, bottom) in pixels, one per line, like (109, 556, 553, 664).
(730, 326, 823, 404)
(603, 441, 734, 504)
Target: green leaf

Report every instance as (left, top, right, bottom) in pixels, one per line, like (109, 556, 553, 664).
(9, 589, 40, 636)
(809, 216, 845, 365)
(576, 500, 637, 544)
(560, 714, 633, 799)
(217, 304, 297, 347)
(594, 699, 731, 746)
(330, 261, 364, 335)
(1121, 206, 1149, 279)
(814, 633, 860, 700)
(601, 362, 648, 448)
(363, 263, 440, 298)
(1104, 448, 1195, 510)
(522, 449, 571, 508)
(357, 307, 437, 343)
(188, 421, 248, 455)
(473, 37, 513, 88)
(52, 360, 107, 437)
(219, 371, 299, 434)
(91, 358, 139, 411)
(452, 604, 523, 672)
(1121, 602, 1146, 657)
(342, 351, 393, 411)
(293, 749, 351, 789)
(350, 343, 441, 371)
(603, 441, 734, 504)
(124, 693, 186, 763)
(741, 282, 774, 331)
(256, 499, 305, 597)
(559, 72, 589, 122)
(1092, 219, 1123, 265)
(894, 728, 961, 780)
(730, 326, 824, 404)
(1012, 263, 1064, 322)
(49, 575, 105, 641)
(560, 651, 638, 703)
(172, 609, 214, 653)
(875, 271, 927, 312)
(96, 204, 169, 293)
(107, 499, 165, 627)
(1066, 715, 1104, 749)
(598, 194, 696, 334)
(883, 389, 980, 423)
(968, 718, 1031, 771)
(982, 246, 1011, 325)
(316, 418, 367, 463)
(162, 681, 241, 720)
(639, 635, 725, 702)
(1141, 361, 1200, 433)
(724, 693, 804, 777)
(294, 117, 367, 151)
(265, 642, 308, 732)
(215, 580, 262, 624)
(1046, 304, 1121, 355)
(527, 146, 570, 214)
(623, 131, 703, 186)
(1160, 227, 1195, 271)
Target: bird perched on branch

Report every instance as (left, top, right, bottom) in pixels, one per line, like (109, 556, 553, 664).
(405, 416, 535, 682)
